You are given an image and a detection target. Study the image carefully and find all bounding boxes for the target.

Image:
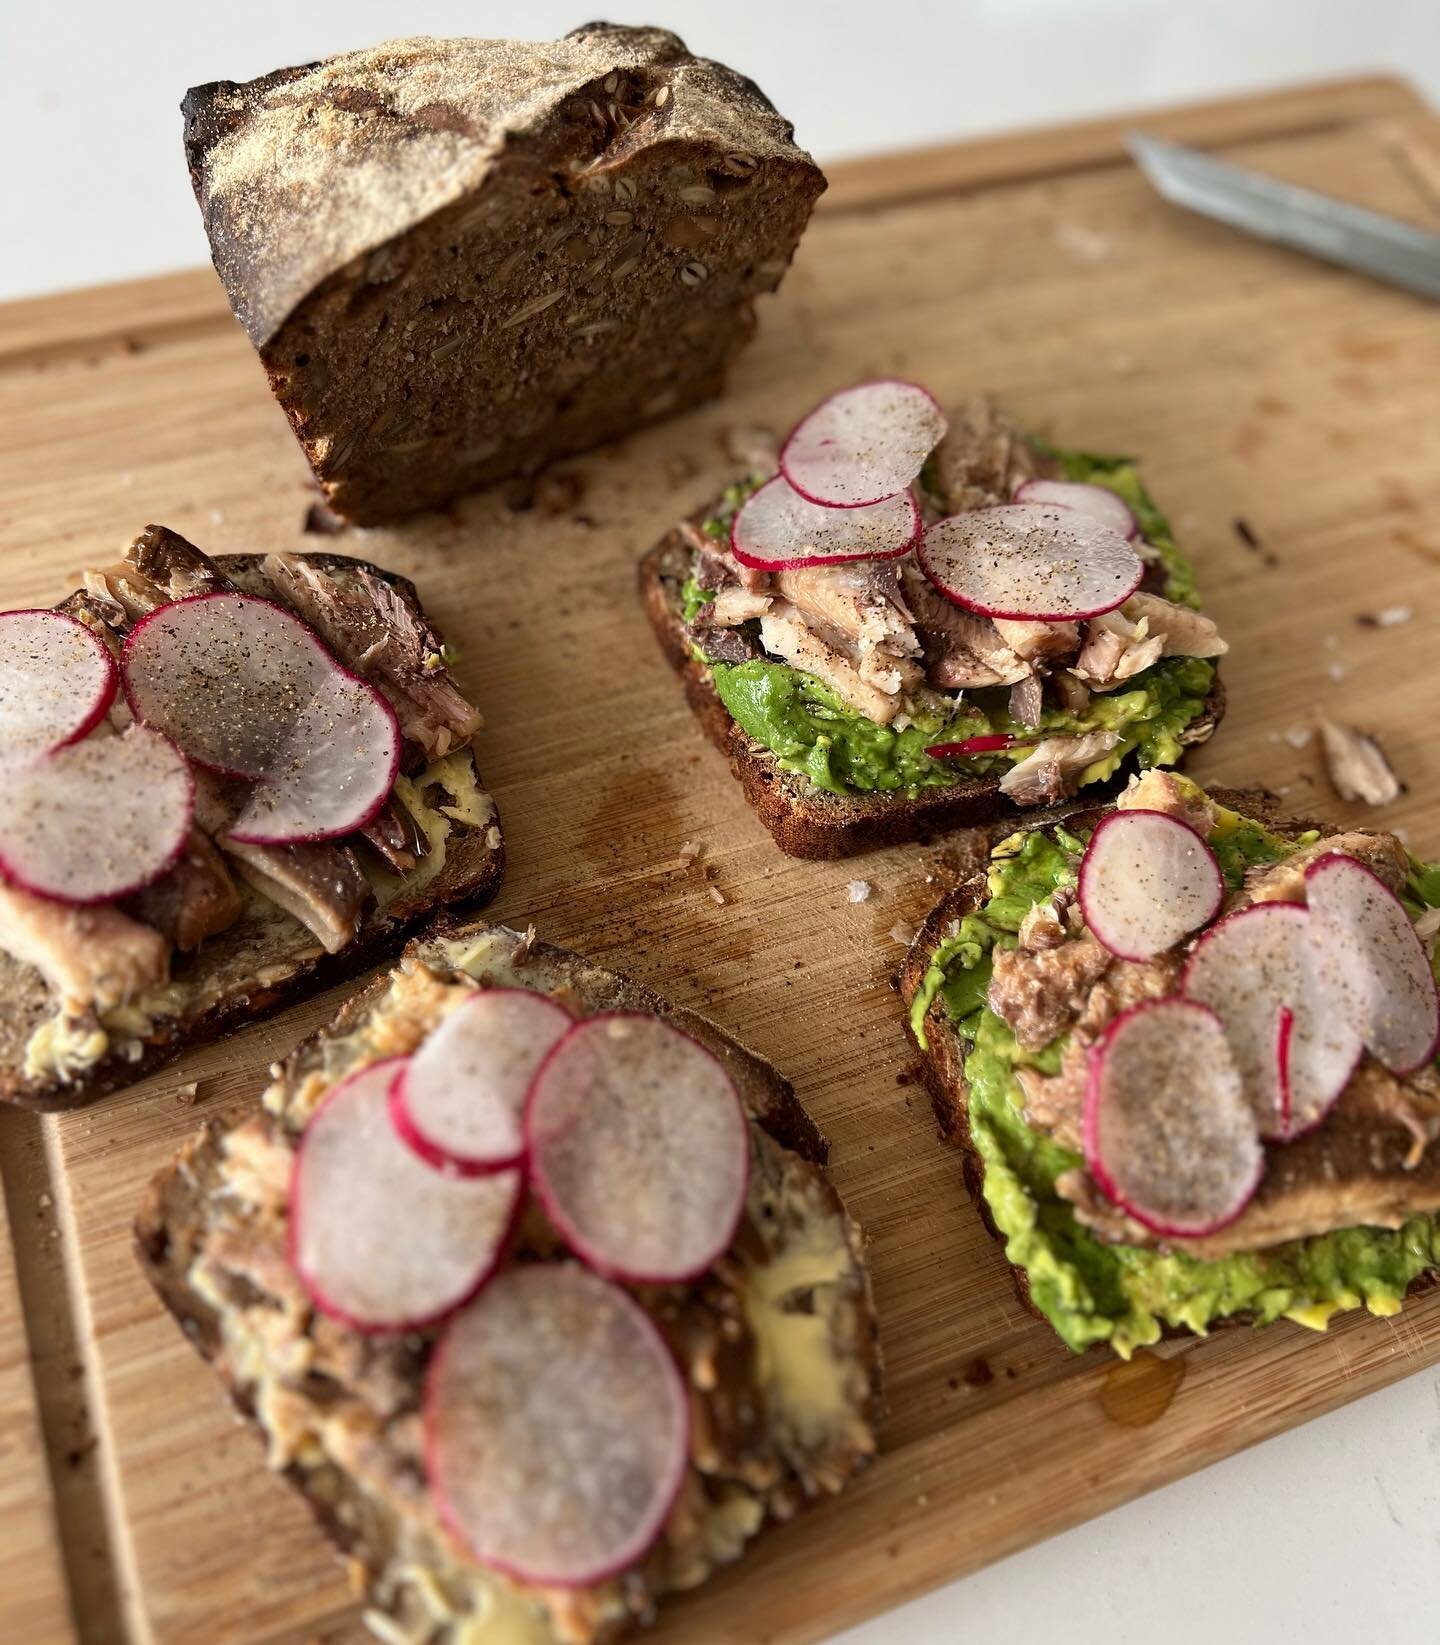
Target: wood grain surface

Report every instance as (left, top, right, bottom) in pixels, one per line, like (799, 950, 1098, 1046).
(2, 74, 1440, 1645)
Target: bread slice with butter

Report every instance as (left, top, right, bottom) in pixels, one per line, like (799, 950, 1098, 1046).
(136, 918, 880, 1645)
(0, 530, 503, 1112)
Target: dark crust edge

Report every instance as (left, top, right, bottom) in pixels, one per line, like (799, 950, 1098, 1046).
(133, 914, 883, 1624)
(638, 529, 1227, 861)
(0, 551, 504, 1115)
(895, 787, 1440, 1339)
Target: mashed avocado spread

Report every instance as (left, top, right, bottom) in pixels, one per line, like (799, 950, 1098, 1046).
(908, 790, 1440, 1356)
(691, 449, 1215, 798)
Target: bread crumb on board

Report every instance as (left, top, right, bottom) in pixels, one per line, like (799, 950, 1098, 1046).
(1318, 718, 1401, 806)
(846, 880, 873, 904)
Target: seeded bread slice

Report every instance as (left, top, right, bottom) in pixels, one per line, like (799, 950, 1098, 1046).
(135, 918, 880, 1645)
(0, 551, 503, 1113)
(897, 788, 1440, 1338)
(183, 24, 824, 524)
(639, 526, 1227, 861)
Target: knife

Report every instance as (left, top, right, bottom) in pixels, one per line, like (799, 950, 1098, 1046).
(1127, 130, 1440, 301)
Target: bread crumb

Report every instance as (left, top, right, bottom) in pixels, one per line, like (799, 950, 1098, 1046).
(1054, 221, 1112, 261)
(678, 840, 702, 861)
(846, 879, 872, 903)
(889, 919, 917, 946)
(708, 885, 726, 906)
(175, 1081, 200, 1106)
(1358, 604, 1412, 627)
(1318, 718, 1400, 806)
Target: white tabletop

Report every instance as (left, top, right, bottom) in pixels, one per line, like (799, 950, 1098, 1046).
(5, 2, 1440, 1641)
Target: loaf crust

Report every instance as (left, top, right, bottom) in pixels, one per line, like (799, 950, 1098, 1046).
(184, 25, 824, 522)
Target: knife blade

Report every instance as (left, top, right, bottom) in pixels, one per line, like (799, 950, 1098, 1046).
(1127, 130, 1440, 301)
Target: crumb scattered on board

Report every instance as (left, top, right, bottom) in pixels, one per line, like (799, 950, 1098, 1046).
(303, 500, 349, 535)
(1356, 604, 1412, 628)
(847, 880, 872, 904)
(1318, 718, 1401, 806)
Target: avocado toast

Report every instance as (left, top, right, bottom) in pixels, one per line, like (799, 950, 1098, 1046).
(640, 387, 1225, 859)
(136, 917, 879, 1645)
(900, 773, 1440, 1356)
(0, 527, 502, 1111)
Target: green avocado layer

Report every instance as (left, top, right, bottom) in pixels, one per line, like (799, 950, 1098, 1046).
(688, 447, 1214, 799)
(909, 792, 1440, 1356)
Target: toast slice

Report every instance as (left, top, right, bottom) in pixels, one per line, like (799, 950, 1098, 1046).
(136, 917, 880, 1645)
(0, 532, 503, 1111)
(898, 776, 1440, 1356)
(639, 399, 1226, 860)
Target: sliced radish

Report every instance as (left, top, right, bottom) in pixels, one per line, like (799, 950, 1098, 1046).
(0, 609, 118, 757)
(391, 989, 574, 1175)
(730, 476, 920, 570)
(925, 733, 1031, 758)
(1304, 853, 1440, 1076)
(122, 593, 400, 845)
(525, 1013, 749, 1284)
(916, 504, 1143, 621)
(290, 1058, 521, 1332)
(1078, 810, 1222, 962)
(1013, 478, 1139, 541)
(1183, 902, 1361, 1139)
(779, 379, 947, 508)
(1084, 997, 1263, 1238)
(425, 1264, 688, 1588)
(0, 725, 192, 904)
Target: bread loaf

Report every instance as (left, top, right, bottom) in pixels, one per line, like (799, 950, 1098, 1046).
(183, 24, 824, 523)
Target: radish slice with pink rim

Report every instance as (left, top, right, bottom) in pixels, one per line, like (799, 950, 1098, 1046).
(0, 725, 193, 904)
(1013, 478, 1139, 541)
(424, 1264, 689, 1588)
(917, 504, 1144, 621)
(1084, 997, 1263, 1238)
(730, 476, 920, 570)
(779, 379, 947, 507)
(391, 989, 574, 1175)
(121, 592, 400, 845)
(924, 733, 1032, 758)
(0, 609, 118, 757)
(290, 1058, 521, 1332)
(1182, 902, 1361, 1139)
(1078, 810, 1223, 962)
(1304, 853, 1440, 1075)
(525, 1013, 750, 1284)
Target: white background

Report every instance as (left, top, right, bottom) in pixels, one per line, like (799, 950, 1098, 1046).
(5, 0, 1440, 299)
(5, 3, 1440, 1643)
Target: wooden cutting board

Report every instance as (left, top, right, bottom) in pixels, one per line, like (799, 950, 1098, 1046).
(3, 73, 1440, 1645)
